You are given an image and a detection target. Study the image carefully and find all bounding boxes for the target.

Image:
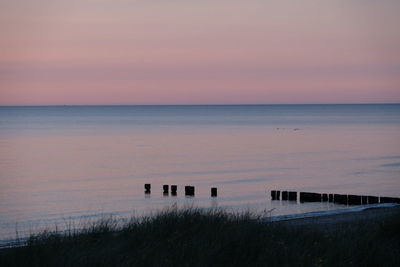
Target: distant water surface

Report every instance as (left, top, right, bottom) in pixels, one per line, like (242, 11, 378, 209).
(0, 104, 399, 243)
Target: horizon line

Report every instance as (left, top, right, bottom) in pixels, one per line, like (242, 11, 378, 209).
(0, 103, 400, 107)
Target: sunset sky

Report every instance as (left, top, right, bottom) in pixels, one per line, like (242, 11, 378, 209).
(1, 0, 399, 105)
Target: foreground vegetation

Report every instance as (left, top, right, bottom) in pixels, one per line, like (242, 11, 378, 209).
(1, 208, 400, 267)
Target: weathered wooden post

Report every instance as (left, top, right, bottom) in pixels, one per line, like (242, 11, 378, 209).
(314, 193, 322, 202)
(334, 194, 348, 205)
(271, 190, 277, 200)
(289, 191, 297, 201)
(361, 196, 368, 204)
(347, 195, 362, 205)
(340, 194, 346, 204)
(282, 191, 288, 200)
(163, 185, 169, 195)
(211, 188, 217, 197)
(367, 196, 379, 204)
(185, 186, 195, 196)
(271, 190, 281, 200)
(300, 192, 321, 202)
(380, 197, 389, 203)
(333, 194, 339, 204)
(380, 197, 400, 203)
(322, 193, 328, 202)
(328, 194, 334, 202)
(145, 184, 151, 194)
(185, 186, 190, 196)
(171, 185, 177, 196)
(299, 192, 307, 202)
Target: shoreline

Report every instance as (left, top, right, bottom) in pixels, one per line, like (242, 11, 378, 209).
(276, 204, 400, 227)
(1, 203, 399, 249)
(1, 204, 399, 266)
(264, 203, 400, 222)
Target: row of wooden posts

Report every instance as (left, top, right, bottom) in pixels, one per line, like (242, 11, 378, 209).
(271, 190, 400, 205)
(143, 184, 399, 204)
(145, 184, 217, 197)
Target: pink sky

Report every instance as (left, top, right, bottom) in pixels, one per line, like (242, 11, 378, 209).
(1, 0, 399, 105)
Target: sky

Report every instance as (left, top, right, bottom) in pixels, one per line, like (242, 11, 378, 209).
(0, 0, 399, 105)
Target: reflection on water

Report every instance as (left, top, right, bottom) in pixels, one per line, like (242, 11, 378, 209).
(0, 104, 399, 242)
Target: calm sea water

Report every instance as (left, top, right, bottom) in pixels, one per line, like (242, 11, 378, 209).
(0, 104, 400, 243)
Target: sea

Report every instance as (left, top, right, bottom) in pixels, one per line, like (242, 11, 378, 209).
(0, 104, 399, 245)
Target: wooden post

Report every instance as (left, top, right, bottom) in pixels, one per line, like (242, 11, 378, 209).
(289, 191, 297, 201)
(322, 193, 328, 202)
(300, 192, 321, 202)
(185, 186, 195, 196)
(328, 194, 334, 202)
(282, 191, 288, 200)
(271, 190, 276, 200)
(276, 191, 280, 200)
(314, 193, 322, 202)
(361, 196, 368, 204)
(185, 186, 190, 196)
(211, 188, 217, 197)
(347, 195, 362, 205)
(334, 194, 348, 205)
(367, 196, 379, 204)
(380, 197, 400, 204)
(171, 185, 177, 196)
(333, 194, 340, 204)
(299, 192, 307, 202)
(144, 184, 151, 194)
(163, 185, 169, 195)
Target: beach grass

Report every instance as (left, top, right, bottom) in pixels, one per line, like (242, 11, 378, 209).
(1, 207, 400, 267)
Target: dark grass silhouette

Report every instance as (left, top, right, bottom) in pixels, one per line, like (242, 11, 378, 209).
(1, 208, 400, 267)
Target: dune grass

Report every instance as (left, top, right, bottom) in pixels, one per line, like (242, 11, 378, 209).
(1, 207, 400, 266)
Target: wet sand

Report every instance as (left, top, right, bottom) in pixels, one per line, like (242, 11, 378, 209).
(277, 205, 400, 228)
